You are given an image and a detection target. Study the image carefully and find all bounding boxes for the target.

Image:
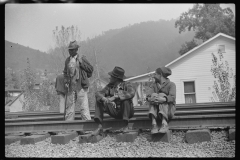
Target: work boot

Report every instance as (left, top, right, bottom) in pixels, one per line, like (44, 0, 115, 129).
(151, 124, 159, 134)
(91, 127, 103, 136)
(159, 123, 169, 133)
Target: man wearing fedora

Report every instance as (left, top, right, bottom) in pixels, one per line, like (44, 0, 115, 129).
(146, 66, 176, 134)
(55, 40, 93, 121)
(92, 66, 136, 135)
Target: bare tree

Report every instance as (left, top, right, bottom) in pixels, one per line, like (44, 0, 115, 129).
(50, 25, 82, 74)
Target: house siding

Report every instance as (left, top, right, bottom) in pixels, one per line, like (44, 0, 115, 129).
(168, 36, 235, 104)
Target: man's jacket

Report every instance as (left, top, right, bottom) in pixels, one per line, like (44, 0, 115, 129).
(95, 81, 136, 104)
(149, 78, 176, 106)
(55, 54, 93, 95)
(64, 55, 93, 90)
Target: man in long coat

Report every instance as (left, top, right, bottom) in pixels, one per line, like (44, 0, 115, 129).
(92, 66, 136, 135)
(55, 40, 93, 120)
(147, 66, 176, 134)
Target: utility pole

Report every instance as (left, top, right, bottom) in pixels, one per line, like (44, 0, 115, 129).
(94, 50, 100, 91)
(94, 50, 100, 79)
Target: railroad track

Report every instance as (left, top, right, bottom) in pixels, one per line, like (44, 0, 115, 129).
(5, 102, 235, 134)
(5, 102, 235, 123)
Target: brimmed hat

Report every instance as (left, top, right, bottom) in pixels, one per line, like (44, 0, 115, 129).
(156, 67, 172, 78)
(108, 66, 126, 80)
(68, 40, 79, 49)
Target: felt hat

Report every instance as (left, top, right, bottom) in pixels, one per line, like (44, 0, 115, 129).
(68, 40, 79, 49)
(108, 66, 126, 80)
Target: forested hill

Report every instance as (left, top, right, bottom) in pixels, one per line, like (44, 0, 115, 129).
(5, 40, 56, 72)
(84, 19, 195, 77)
(5, 19, 195, 77)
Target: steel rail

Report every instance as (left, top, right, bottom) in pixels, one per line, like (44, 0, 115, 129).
(5, 108, 235, 123)
(5, 113, 235, 134)
(5, 102, 235, 115)
(5, 102, 235, 119)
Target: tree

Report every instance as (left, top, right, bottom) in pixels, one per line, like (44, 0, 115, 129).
(50, 25, 82, 74)
(5, 71, 12, 88)
(210, 50, 235, 102)
(38, 70, 59, 111)
(21, 58, 36, 93)
(20, 58, 42, 111)
(179, 39, 199, 55)
(11, 72, 21, 89)
(175, 4, 235, 55)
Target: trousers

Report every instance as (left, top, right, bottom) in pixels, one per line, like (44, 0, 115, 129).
(148, 102, 175, 122)
(94, 100, 134, 124)
(59, 88, 91, 120)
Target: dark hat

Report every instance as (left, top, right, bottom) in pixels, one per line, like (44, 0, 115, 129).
(108, 66, 126, 80)
(156, 67, 172, 78)
(68, 40, 79, 49)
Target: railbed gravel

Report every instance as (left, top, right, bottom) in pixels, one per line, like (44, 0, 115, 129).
(5, 129, 235, 158)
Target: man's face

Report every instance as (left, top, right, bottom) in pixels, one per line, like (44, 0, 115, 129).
(153, 72, 161, 83)
(109, 76, 119, 84)
(69, 48, 78, 57)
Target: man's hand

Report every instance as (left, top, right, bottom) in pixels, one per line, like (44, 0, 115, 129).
(154, 96, 167, 103)
(108, 96, 116, 102)
(151, 93, 158, 99)
(114, 93, 119, 99)
(65, 83, 69, 89)
(101, 97, 109, 103)
(77, 54, 83, 63)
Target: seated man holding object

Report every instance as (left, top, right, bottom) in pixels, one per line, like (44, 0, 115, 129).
(146, 67, 176, 134)
(92, 66, 136, 135)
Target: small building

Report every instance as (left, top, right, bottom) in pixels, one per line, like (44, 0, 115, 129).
(125, 33, 235, 105)
(5, 92, 25, 112)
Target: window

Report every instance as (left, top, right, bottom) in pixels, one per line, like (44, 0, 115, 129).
(184, 81, 196, 103)
(218, 45, 225, 53)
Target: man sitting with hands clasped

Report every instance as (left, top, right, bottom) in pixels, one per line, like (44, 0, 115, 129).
(146, 67, 176, 134)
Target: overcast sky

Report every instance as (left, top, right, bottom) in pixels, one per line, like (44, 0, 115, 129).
(5, 3, 235, 52)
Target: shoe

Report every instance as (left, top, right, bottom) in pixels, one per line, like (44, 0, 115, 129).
(151, 124, 159, 134)
(159, 123, 169, 133)
(91, 127, 103, 136)
(120, 126, 130, 133)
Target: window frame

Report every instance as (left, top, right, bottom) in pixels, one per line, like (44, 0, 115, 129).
(181, 78, 197, 104)
(218, 44, 226, 53)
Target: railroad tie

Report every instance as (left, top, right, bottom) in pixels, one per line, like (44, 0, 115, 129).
(228, 129, 235, 141)
(151, 130, 172, 143)
(5, 135, 24, 145)
(51, 131, 78, 145)
(20, 133, 50, 145)
(184, 129, 211, 144)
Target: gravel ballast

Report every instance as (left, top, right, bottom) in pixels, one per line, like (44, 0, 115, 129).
(5, 129, 235, 157)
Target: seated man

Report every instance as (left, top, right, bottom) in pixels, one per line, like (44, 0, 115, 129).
(92, 66, 136, 135)
(146, 67, 176, 134)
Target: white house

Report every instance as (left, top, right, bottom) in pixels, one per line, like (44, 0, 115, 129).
(125, 33, 235, 105)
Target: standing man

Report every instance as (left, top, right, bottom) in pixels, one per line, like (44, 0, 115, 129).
(147, 67, 176, 134)
(55, 40, 93, 121)
(92, 66, 136, 135)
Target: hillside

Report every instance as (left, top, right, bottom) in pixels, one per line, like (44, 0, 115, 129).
(5, 19, 195, 78)
(82, 19, 195, 77)
(5, 41, 56, 73)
